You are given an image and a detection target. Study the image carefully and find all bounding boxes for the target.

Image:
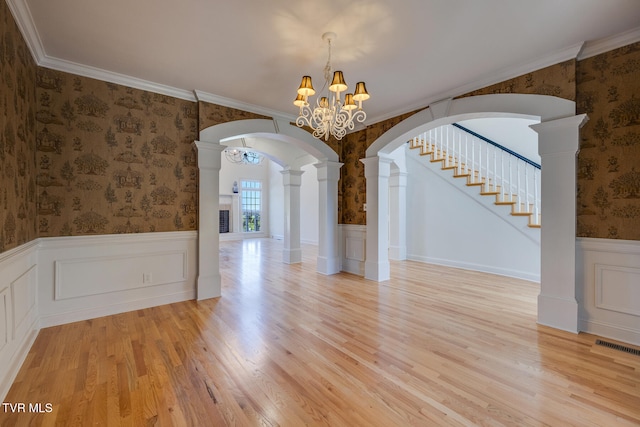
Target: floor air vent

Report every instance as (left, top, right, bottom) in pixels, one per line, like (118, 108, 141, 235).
(595, 339, 640, 356)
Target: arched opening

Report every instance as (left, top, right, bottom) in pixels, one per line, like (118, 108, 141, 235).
(388, 116, 542, 281)
(194, 118, 342, 300)
(362, 94, 588, 333)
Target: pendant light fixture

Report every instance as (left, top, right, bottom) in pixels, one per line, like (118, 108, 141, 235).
(294, 32, 370, 141)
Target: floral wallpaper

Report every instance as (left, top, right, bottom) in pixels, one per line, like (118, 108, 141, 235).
(458, 60, 576, 101)
(35, 70, 199, 236)
(2, 2, 639, 250)
(198, 101, 269, 131)
(0, 1, 37, 254)
(576, 42, 640, 240)
(339, 110, 420, 225)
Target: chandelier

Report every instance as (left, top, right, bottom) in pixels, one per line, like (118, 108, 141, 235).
(294, 32, 370, 141)
(224, 139, 263, 165)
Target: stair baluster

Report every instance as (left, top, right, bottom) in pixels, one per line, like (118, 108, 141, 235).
(408, 123, 541, 228)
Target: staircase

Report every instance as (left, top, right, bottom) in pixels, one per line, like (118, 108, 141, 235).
(408, 124, 541, 228)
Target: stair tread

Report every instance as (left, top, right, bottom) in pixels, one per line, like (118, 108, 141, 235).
(413, 137, 540, 229)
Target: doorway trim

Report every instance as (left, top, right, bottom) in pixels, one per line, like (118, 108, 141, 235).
(362, 94, 587, 333)
(194, 118, 341, 300)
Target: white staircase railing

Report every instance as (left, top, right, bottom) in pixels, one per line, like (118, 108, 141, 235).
(410, 123, 541, 227)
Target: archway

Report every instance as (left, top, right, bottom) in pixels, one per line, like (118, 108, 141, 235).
(362, 94, 588, 333)
(194, 118, 342, 300)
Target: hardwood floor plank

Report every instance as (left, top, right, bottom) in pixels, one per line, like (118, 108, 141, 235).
(2, 238, 639, 426)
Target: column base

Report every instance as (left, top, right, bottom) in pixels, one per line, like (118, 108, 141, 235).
(537, 294, 579, 333)
(389, 245, 407, 261)
(364, 260, 390, 282)
(283, 248, 302, 264)
(196, 274, 221, 300)
(317, 256, 340, 275)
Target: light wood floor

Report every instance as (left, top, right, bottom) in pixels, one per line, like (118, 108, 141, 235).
(3, 238, 639, 426)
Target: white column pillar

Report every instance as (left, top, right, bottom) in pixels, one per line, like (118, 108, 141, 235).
(361, 155, 393, 281)
(389, 170, 408, 260)
(194, 141, 226, 300)
(231, 193, 240, 233)
(530, 114, 588, 333)
(281, 169, 304, 264)
(315, 161, 343, 275)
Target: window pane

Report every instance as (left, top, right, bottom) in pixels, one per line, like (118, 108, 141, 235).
(241, 180, 261, 232)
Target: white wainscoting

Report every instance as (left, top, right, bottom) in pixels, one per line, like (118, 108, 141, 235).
(38, 231, 197, 328)
(577, 237, 640, 346)
(0, 241, 39, 401)
(339, 225, 367, 276)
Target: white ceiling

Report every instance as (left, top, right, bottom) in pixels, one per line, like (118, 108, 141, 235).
(11, 0, 640, 124)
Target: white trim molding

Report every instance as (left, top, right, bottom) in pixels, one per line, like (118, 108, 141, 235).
(578, 26, 640, 60)
(577, 238, 640, 346)
(0, 241, 39, 401)
(339, 224, 367, 276)
(38, 231, 197, 327)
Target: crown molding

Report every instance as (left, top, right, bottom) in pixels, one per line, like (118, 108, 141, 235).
(366, 42, 584, 126)
(194, 90, 296, 122)
(368, 27, 640, 126)
(6, 0, 45, 61)
(577, 26, 640, 60)
(8, 0, 640, 131)
(38, 55, 197, 102)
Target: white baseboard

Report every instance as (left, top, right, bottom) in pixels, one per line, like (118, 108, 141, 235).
(407, 254, 540, 283)
(581, 319, 640, 347)
(39, 290, 195, 328)
(220, 231, 267, 241)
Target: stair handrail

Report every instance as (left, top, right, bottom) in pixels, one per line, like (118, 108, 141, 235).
(452, 123, 540, 169)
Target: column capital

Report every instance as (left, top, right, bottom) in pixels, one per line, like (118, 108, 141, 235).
(530, 114, 588, 156)
(194, 141, 226, 170)
(281, 168, 305, 186)
(360, 155, 393, 178)
(315, 161, 343, 182)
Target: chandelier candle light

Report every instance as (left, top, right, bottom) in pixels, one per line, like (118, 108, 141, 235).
(294, 32, 370, 141)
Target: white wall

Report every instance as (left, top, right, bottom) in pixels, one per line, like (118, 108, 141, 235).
(457, 117, 540, 164)
(267, 162, 319, 244)
(220, 153, 271, 237)
(300, 163, 319, 244)
(268, 161, 284, 239)
(405, 147, 541, 281)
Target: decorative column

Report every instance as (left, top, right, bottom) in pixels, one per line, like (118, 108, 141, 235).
(231, 193, 240, 233)
(281, 169, 304, 264)
(315, 161, 343, 275)
(530, 114, 588, 333)
(361, 155, 393, 281)
(389, 170, 408, 260)
(194, 141, 226, 300)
